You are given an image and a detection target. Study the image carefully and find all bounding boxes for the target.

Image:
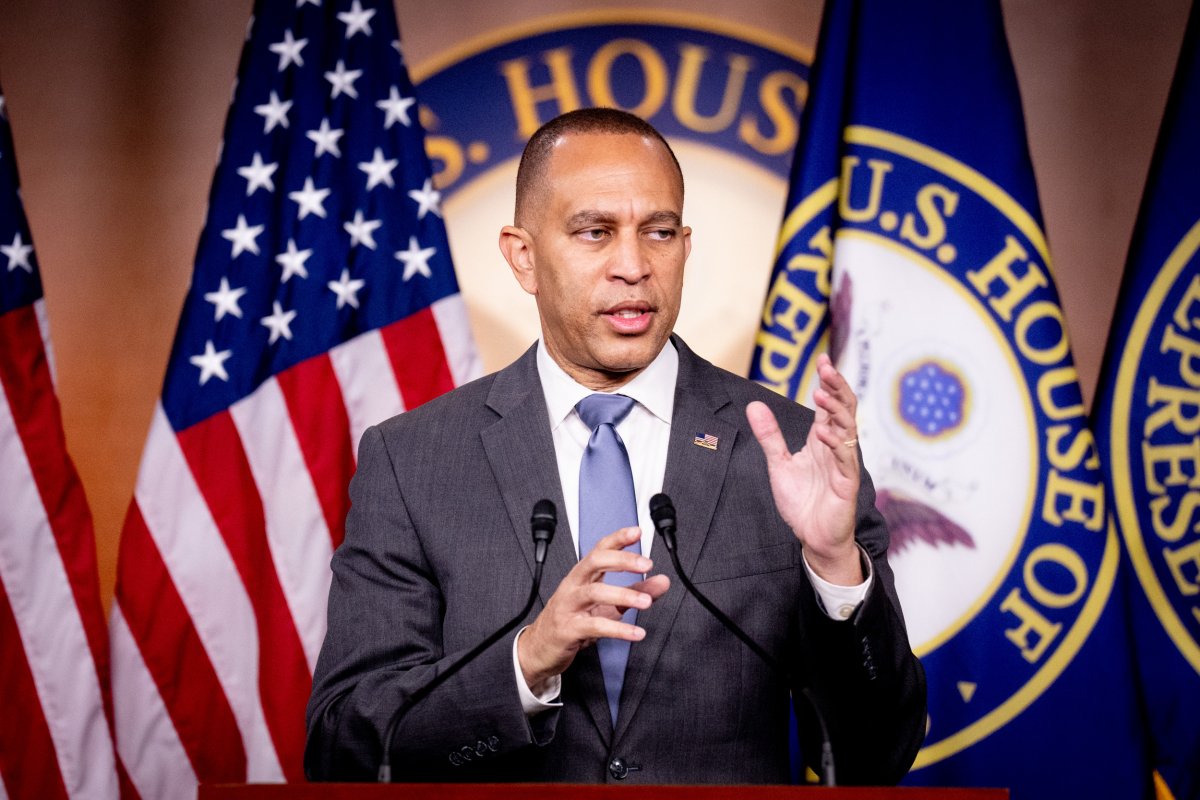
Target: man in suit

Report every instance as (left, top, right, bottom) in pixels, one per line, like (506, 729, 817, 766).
(305, 108, 926, 784)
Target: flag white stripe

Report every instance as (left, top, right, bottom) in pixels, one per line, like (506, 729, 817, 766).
(329, 330, 405, 453)
(0, 380, 116, 800)
(32, 298, 56, 388)
(110, 605, 197, 800)
(229, 378, 333, 673)
(432, 293, 482, 386)
(134, 405, 284, 782)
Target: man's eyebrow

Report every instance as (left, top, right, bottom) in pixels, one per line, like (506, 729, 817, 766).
(644, 210, 683, 226)
(564, 209, 684, 228)
(565, 210, 617, 227)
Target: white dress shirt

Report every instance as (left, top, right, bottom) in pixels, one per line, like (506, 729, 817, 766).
(512, 340, 872, 713)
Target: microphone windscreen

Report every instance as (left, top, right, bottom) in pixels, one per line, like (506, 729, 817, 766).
(649, 493, 675, 528)
(531, 499, 557, 534)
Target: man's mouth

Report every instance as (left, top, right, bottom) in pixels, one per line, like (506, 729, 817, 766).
(602, 303, 654, 333)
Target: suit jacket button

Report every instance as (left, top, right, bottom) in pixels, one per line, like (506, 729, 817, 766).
(608, 757, 629, 780)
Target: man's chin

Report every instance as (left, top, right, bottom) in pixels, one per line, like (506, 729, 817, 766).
(611, 332, 672, 360)
(589, 343, 666, 379)
(547, 330, 672, 388)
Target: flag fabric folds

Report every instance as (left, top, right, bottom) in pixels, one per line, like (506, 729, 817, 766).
(1094, 3, 1200, 797)
(750, 1, 1151, 796)
(108, 1, 479, 795)
(0, 85, 120, 799)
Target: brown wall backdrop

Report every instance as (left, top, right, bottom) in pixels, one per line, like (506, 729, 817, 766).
(0, 0, 1191, 610)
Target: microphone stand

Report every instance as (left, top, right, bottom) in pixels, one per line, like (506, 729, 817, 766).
(377, 500, 557, 782)
(649, 493, 836, 786)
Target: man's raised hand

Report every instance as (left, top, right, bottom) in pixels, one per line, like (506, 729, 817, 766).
(746, 353, 863, 586)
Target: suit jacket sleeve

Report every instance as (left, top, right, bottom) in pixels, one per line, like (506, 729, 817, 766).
(789, 441, 927, 785)
(304, 424, 556, 781)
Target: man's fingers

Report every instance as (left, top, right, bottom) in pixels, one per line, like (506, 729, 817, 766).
(812, 422, 862, 475)
(569, 527, 647, 584)
(631, 573, 670, 600)
(816, 354, 857, 415)
(813, 387, 857, 436)
(572, 547, 651, 584)
(520, 596, 647, 684)
(746, 400, 791, 462)
(592, 525, 643, 552)
(811, 383, 859, 429)
(577, 616, 647, 643)
(522, 528, 662, 683)
(813, 355, 861, 460)
(580, 582, 654, 612)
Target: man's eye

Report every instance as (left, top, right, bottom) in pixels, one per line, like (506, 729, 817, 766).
(580, 229, 606, 241)
(647, 229, 675, 240)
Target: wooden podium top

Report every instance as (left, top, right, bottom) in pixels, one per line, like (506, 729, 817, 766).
(200, 783, 1007, 799)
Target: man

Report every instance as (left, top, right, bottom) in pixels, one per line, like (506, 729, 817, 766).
(305, 109, 926, 784)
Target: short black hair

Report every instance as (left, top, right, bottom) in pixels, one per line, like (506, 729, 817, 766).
(514, 108, 684, 225)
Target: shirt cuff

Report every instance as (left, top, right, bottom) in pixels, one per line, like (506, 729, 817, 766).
(513, 627, 563, 716)
(802, 545, 873, 621)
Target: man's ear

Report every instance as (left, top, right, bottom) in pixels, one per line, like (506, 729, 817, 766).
(499, 225, 538, 296)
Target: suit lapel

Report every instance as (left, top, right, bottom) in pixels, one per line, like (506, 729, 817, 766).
(480, 345, 575, 608)
(479, 344, 615, 743)
(614, 338, 737, 742)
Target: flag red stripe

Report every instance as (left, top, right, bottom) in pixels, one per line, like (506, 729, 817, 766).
(0, 305, 113, 713)
(276, 355, 354, 550)
(116, 502, 247, 783)
(0, 576, 72, 800)
(380, 308, 455, 411)
(116, 757, 141, 800)
(176, 413, 310, 782)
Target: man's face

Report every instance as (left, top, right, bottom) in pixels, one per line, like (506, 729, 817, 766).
(501, 132, 692, 390)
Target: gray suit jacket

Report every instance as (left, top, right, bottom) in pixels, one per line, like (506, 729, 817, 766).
(305, 337, 926, 784)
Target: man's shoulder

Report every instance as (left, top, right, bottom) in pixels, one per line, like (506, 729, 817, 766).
(373, 368, 502, 442)
(368, 342, 541, 441)
(677, 342, 815, 429)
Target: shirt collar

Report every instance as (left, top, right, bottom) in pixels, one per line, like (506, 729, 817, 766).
(536, 338, 678, 429)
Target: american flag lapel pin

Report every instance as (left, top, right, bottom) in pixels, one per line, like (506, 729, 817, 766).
(693, 432, 719, 451)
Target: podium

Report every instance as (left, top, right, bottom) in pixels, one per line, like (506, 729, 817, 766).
(200, 784, 1007, 799)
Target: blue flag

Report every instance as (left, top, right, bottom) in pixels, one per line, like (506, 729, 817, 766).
(1094, 3, 1200, 798)
(750, 1, 1152, 796)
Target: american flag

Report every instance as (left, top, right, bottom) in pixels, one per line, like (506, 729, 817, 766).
(109, 1, 479, 795)
(693, 432, 719, 450)
(0, 85, 121, 797)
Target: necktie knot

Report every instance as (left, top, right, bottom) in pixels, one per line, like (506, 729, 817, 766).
(577, 393, 635, 430)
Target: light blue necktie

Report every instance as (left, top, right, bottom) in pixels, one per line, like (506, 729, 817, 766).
(576, 393, 640, 724)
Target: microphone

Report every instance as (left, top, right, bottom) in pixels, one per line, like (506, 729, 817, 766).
(531, 499, 556, 564)
(648, 493, 836, 786)
(378, 499, 558, 783)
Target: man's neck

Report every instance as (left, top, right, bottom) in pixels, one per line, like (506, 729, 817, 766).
(535, 336, 679, 428)
(539, 343, 651, 392)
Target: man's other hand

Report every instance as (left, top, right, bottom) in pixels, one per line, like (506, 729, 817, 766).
(517, 526, 670, 692)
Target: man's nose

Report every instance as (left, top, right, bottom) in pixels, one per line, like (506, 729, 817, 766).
(608, 232, 651, 283)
